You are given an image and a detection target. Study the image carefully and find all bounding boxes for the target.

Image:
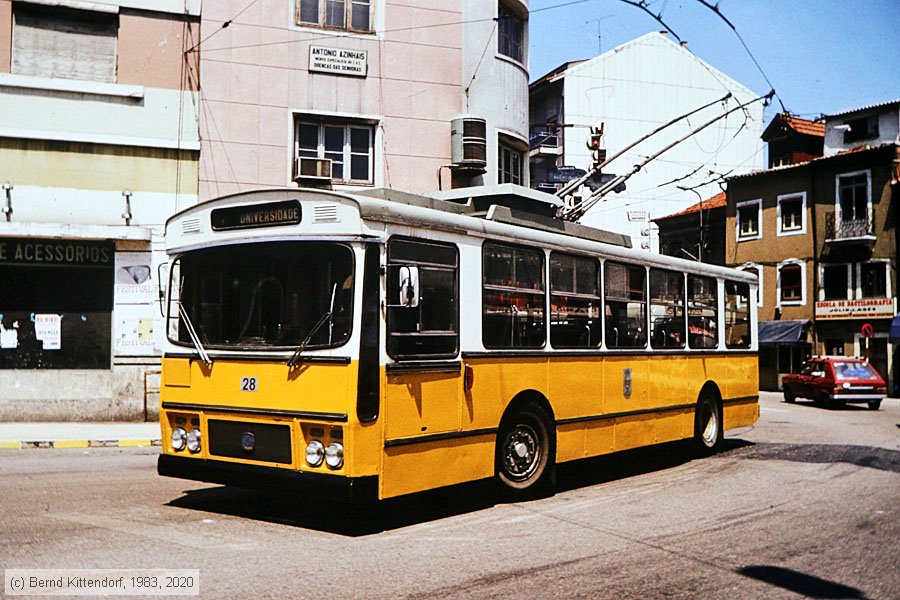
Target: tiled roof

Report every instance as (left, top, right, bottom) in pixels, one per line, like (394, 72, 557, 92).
(654, 191, 726, 221)
(826, 98, 900, 119)
(727, 142, 899, 181)
(762, 113, 824, 139)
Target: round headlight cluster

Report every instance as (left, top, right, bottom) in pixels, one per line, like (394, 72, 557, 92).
(171, 427, 186, 451)
(325, 443, 344, 469)
(305, 440, 344, 469)
(186, 429, 202, 453)
(306, 440, 325, 467)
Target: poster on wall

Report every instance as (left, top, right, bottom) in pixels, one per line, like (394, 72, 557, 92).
(115, 304, 155, 355)
(34, 314, 61, 350)
(115, 251, 155, 304)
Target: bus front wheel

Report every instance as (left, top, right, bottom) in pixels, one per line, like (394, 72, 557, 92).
(694, 393, 723, 454)
(496, 402, 555, 498)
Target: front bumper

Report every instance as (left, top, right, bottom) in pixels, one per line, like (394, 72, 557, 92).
(158, 454, 377, 504)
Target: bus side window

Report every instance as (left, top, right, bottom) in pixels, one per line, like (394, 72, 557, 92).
(604, 262, 647, 349)
(649, 268, 685, 349)
(688, 275, 718, 349)
(550, 252, 601, 348)
(725, 280, 751, 348)
(482, 242, 545, 349)
(386, 237, 459, 359)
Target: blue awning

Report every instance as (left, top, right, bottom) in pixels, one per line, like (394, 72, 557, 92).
(758, 320, 810, 345)
(890, 315, 900, 342)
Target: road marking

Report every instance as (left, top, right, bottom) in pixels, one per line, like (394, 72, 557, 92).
(761, 407, 787, 413)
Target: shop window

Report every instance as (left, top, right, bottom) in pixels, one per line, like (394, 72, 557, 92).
(777, 193, 805, 235)
(296, 0, 372, 32)
(550, 253, 601, 348)
(778, 260, 805, 305)
(725, 281, 751, 348)
(825, 339, 845, 356)
(498, 3, 524, 63)
(859, 261, 887, 298)
(821, 264, 849, 301)
(12, 4, 118, 83)
(483, 243, 545, 349)
(736, 199, 761, 241)
(0, 239, 114, 369)
(649, 269, 685, 349)
(387, 238, 459, 359)
(295, 119, 374, 185)
(604, 262, 646, 348)
(688, 275, 717, 349)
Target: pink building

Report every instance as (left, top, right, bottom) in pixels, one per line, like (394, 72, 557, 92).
(198, 0, 530, 199)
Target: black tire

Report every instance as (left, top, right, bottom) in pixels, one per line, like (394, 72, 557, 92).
(867, 399, 882, 410)
(496, 402, 555, 498)
(694, 393, 723, 454)
(783, 386, 796, 404)
(821, 393, 832, 410)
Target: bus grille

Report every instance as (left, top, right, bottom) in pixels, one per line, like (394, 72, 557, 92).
(208, 420, 292, 464)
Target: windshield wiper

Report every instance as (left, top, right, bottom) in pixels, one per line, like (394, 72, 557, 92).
(179, 303, 212, 365)
(287, 283, 338, 367)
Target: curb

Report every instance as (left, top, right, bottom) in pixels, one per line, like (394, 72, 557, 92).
(0, 439, 161, 450)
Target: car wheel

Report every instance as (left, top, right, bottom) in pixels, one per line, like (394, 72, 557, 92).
(783, 386, 796, 404)
(496, 402, 555, 498)
(694, 393, 723, 454)
(821, 393, 832, 409)
(867, 399, 882, 410)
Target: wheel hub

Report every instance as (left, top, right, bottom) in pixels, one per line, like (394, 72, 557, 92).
(503, 425, 540, 480)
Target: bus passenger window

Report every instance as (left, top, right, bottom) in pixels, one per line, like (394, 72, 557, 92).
(688, 275, 718, 349)
(604, 262, 646, 348)
(725, 281, 751, 348)
(649, 269, 685, 349)
(483, 243, 545, 349)
(550, 252, 601, 348)
(387, 238, 459, 359)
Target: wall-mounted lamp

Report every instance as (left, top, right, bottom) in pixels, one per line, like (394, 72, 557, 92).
(1, 182, 12, 221)
(121, 189, 133, 225)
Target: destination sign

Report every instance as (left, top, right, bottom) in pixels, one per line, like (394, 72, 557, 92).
(210, 200, 302, 231)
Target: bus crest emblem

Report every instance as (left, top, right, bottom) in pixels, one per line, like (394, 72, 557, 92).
(241, 432, 255, 451)
(623, 368, 632, 399)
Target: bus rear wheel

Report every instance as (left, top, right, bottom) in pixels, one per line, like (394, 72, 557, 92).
(693, 393, 723, 454)
(496, 402, 555, 498)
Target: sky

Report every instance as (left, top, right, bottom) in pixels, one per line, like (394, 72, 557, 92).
(528, 0, 900, 124)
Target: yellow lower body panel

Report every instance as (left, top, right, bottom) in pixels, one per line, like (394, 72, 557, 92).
(381, 434, 495, 499)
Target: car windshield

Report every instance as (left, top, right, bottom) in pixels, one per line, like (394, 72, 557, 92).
(168, 242, 353, 350)
(832, 361, 878, 381)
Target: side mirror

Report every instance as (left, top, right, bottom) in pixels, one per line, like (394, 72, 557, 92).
(157, 263, 170, 317)
(398, 266, 419, 308)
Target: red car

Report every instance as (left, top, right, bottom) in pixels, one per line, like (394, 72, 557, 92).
(783, 357, 886, 410)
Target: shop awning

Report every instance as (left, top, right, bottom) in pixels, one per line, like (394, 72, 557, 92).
(890, 315, 900, 342)
(758, 319, 810, 345)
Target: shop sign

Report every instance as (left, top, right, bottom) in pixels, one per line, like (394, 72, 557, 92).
(0, 238, 113, 267)
(815, 298, 895, 320)
(309, 45, 368, 77)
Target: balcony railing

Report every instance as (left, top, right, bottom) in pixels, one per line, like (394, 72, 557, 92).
(529, 127, 561, 152)
(824, 212, 874, 241)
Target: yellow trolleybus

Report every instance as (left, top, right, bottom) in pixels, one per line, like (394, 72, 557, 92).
(158, 186, 758, 501)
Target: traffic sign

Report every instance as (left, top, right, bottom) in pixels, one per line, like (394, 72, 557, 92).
(861, 323, 874, 338)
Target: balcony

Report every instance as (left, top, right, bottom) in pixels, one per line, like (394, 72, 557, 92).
(824, 212, 875, 244)
(529, 127, 562, 158)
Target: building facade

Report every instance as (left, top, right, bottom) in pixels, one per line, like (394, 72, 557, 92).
(529, 32, 764, 249)
(0, 0, 201, 420)
(654, 191, 726, 265)
(726, 139, 899, 392)
(197, 0, 530, 200)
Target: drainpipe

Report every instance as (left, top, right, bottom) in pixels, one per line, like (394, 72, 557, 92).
(121, 189, 133, 225)
(1, 182, 12, 221)
(810, 162, 818, 357)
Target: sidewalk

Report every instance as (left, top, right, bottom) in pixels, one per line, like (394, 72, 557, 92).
(0, 422, 161, 449)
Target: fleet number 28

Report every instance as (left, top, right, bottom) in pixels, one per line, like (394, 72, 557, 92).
(241, 377, 258, 392)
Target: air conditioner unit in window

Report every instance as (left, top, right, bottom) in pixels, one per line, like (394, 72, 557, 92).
(294, 157, 333, 181)
(450, 116, 487, 172)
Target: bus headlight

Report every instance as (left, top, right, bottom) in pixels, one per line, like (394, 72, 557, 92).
(171, 427, 187, 451)
(305, 440, 325, 467)
(325, 442, 344, 469)
(186, 428, 202, 453)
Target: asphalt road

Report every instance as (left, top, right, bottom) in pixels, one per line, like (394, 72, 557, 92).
(1, 392, 898, 599)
